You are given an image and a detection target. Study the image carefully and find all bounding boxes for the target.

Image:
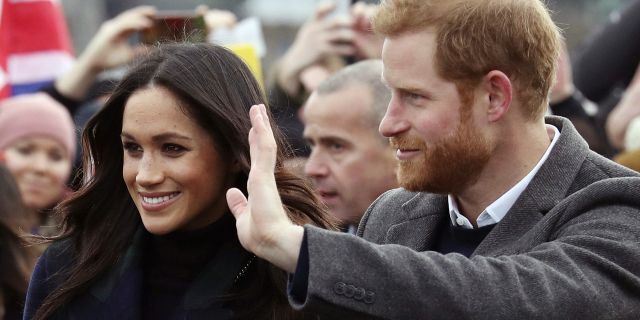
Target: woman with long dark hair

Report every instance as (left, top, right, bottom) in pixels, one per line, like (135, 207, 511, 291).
(0, 162, 37, 320)
(24, 43, 335, 320)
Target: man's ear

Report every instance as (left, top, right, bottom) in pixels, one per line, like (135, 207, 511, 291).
(482, 70, 512, 122)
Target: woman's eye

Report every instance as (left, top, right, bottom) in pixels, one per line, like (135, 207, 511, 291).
(48, 150, 65, 162)
(163, 143, 186, 154)
(123, 142, 142, 154)
(16, 145, 34, 155)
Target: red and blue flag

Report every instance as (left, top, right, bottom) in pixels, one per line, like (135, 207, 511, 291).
(0, 0, 74, 100)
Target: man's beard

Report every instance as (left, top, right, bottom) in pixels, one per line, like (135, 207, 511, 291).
(390, 113, 493, 194)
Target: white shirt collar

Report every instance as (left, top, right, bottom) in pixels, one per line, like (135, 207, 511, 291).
(448, 125, 560, 229)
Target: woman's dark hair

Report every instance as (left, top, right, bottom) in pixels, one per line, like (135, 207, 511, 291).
(0, 164, 36, 310)
(34, 43, 335, 319)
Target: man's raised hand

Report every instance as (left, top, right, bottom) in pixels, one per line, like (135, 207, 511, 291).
(226, 104, 304, 273)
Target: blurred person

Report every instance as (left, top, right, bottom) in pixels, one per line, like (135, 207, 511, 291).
(573, 0, 640, 105)
(624, 116, 640, 151)
(572, 0, 640, 153)
(0, 161, 38, 320)
(303, 60, 396, 232)
(548, 41, 614, 156)
(269, 1, 384, 157)
(47, 6, 157, 109)
(227, 0, 640, 318)
(0, 93, 76, 235)
(48, 5, 156, 189)
(607, 90, 640, 172)
(24, 43, 335, 320)
(605, 64, 640, 150)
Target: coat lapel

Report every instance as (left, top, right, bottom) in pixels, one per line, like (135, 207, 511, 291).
(474, 116, 590, 256)
(82, 229, 145, 319)
(384, 193, 447, 251)
(183, 238, 252, 311)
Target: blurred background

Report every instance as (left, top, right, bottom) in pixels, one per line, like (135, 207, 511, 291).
(60, 0, 635, 74)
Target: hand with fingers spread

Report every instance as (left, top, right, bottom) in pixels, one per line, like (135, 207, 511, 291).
(276, 2, 355, 97)
(227, 104, 304, 273)
(55, 6, 156, 100)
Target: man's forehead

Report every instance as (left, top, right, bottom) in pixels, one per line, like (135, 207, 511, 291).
(381, 65, 427, 92)
(303, 121, 354, 144)
(304, 101, 372, 129)
(307, 85, 372, 115)
(304, 98, 378, 140)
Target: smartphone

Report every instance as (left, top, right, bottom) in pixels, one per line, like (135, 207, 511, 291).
(323, 0, 352, 21)
(141, 11, 207, 45)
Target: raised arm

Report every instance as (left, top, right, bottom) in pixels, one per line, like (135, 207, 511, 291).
(606, 65, 640, 150)
(226, 104, 304, 272)
(54, 6, 156, 100)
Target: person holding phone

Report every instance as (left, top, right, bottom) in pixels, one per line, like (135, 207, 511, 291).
(269, 1, 384, 158)
(23, 43, 335, 320)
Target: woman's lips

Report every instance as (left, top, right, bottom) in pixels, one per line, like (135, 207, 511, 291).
(138, 192, 181, 212)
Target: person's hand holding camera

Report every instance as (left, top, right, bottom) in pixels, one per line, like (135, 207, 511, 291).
(55, 6, 156, 100)
(83, 6, 156, 73)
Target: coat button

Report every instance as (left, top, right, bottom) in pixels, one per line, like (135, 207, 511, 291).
(344, 285, 356, 297)
(364, 291, 375, 304)
(333, 282, 346, 295)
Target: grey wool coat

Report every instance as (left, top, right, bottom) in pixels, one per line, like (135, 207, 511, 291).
(290, 116, 640, 319)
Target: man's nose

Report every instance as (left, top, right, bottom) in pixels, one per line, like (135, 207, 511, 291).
(304, 149, 330, 178)
(379, 96, 411, 137)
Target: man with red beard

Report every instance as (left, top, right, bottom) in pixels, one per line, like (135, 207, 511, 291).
(227, 0, 640, 318)
(303, 60, 397, 233)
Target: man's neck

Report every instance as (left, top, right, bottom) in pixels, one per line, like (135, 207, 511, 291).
(455, 121, 553, 223)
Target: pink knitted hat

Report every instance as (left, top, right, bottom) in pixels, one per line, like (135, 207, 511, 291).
(0, 93, 76, 159)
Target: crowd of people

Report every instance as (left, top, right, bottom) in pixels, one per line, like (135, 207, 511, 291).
(1, 0, 640, 319)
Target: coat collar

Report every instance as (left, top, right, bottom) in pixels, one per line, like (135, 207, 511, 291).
(385, 116, 590, 255)
(475, 116, 590, 255)
(384, 192, 446, 251)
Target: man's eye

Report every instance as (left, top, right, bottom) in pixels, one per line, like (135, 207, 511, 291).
(405, 92, 424, 102)
(329, 143, 344, 151)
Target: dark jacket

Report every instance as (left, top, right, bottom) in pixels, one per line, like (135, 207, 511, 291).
(291, 116, 640, 319)
(23, 229, 257, 320)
